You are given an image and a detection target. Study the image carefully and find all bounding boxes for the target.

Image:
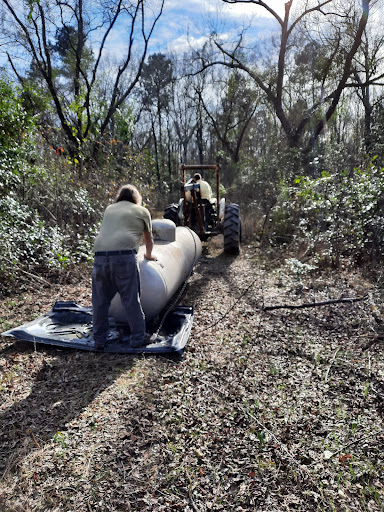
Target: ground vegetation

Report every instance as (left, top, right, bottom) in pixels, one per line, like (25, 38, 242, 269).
(0, 238, 383, 511)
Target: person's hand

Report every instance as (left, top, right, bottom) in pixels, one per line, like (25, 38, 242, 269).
(144, 253, 157, 261)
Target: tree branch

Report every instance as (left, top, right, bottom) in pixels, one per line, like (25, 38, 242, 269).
(99, 0, 165, 135)
(221, 0, 283, 25)
(288, 0, 334, 36)
(263, 295, 368, 312)
(309, 0, 371, 146)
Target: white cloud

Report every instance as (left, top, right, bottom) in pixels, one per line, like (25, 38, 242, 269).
(164, 0, 286, 18)
(166, 34, 209, 54)
(164, 0, 216, 14)
(215, 0, 286, 18)
(152, 0, 284, 55)
(104, 0, 287, 56)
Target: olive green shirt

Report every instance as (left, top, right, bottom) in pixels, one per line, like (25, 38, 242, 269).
(94, 201, 152, 253)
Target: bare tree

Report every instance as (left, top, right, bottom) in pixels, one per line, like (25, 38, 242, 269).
(349, 25, 384, 152)
(139, 53, 174, 184)
(198, 0, 371, 152)
(196, 70, 259, 166)
(0, 0, 164, 168)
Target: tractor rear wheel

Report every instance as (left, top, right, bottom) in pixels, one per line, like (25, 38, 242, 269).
(223, 203, 241, 254)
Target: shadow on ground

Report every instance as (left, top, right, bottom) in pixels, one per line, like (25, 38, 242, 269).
(0, 341, 135, 477)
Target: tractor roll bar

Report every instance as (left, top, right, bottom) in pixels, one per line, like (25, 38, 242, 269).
(180, 164, 221, 210)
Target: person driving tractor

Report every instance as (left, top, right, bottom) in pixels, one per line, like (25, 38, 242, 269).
(184, 172, 214, 231)
(184, 173, 212, 203)
(192, 173, 212, 202)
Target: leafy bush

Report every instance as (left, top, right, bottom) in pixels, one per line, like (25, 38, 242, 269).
(0, 77, 40, 198)
(0, 76, 36, 148)
(0, 77, 99, 292)
(267, 161, 384, 266)
(0, 194, 67, 288)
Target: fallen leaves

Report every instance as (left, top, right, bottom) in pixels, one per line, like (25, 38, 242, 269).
(0, 242, 383, 510)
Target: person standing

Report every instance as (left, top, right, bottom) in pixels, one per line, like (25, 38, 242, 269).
(92, 184, 156, 350)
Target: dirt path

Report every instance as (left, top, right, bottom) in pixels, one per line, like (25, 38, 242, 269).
(0, 237, 383, 511)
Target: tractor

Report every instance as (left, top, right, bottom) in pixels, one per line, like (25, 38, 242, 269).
(164, 164, 241, 254)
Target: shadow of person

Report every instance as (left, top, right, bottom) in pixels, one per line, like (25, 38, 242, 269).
(0, 341, 135, 478)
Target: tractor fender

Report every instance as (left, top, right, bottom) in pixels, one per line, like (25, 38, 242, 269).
(219, 198, 226, 223)
(178, 198, 184, 221)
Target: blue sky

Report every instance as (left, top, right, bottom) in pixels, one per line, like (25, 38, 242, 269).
(104, 0, 287, 58)
(0, 1, 287, 73)
(152, 0, 286, 53)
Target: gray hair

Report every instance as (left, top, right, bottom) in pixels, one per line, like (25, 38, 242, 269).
(115, 184, 142, 205)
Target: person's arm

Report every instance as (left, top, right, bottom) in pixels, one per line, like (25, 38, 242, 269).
(143, 231, 157, 260)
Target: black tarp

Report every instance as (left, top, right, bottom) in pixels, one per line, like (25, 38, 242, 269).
(2, 301, 193, 355)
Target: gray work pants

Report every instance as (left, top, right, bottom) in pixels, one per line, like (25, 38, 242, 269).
(92, 253, 145, 347)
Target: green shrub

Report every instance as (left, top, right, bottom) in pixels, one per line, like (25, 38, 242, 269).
(267, 160, 384, 266)
(0, 77, 98, 291)
(0, 194, 67, 288)
(0, 76, 35, 148)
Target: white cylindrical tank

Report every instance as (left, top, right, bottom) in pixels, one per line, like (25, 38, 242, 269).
(108, 219, 202, 322)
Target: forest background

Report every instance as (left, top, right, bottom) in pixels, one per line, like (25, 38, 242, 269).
(1, 2, 384, 510)
(0, 0, 383, 291)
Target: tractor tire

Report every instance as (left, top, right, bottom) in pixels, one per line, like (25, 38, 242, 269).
(223, 203, 241, 254)
(163, 203, 180, 226)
